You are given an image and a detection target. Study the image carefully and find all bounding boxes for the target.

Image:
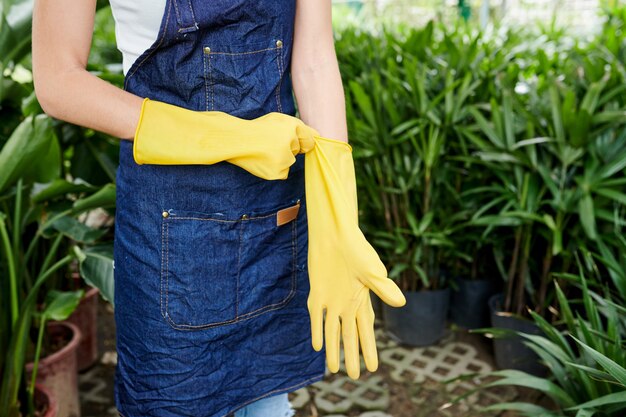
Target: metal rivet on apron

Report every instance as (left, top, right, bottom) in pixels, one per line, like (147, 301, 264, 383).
(296, 199, 300, 204)
(241, 214, 249, 220)
(276, 39, 283, 48)
(162, 211, 169, 218)
(203, 46, 211, 54)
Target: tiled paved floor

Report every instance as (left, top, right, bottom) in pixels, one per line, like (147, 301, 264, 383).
(80, 297, 523, 417)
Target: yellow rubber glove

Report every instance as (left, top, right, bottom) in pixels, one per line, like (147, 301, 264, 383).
(304, 135, 406, 380)
(132, 97, 318, 180)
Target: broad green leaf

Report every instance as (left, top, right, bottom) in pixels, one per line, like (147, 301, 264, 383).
(0, 114, 56, 193)
(74, 245, 114, 305)
(41, 289, 85, 321)
(48, 216, 108, 243)
(71, 183, 116, 213)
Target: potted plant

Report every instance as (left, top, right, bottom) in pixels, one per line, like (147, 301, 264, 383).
(24, 299, 84, 417)
(466, 43, 626, 373)
(342, 25, 488, 346)
(0, 106, 118, 416)
(469, 261, 626, 416)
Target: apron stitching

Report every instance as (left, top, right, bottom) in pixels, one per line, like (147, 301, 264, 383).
(236, 219, 243, 319)
(209, 53, 215, 110)
(185, 0, 197, 24)
(275, 47, 283, 112)
(208, 46, 279, 56)
(170, 211, 285, 221)
(203, 51, 209, 111)
(165, 296, 295, 329)
(165, 222, 170, 320)
(172, 0, 182, 28)
(280, 48, 285, 112)
(160, 220, 166, 319)
(292, 215, 297, 292)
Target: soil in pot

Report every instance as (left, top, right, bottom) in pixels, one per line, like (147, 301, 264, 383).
(488, 293, 547, 377)
(383, 288, 450, 346)
(25, 321, 81, 417)
(449, 277, 498, 329)
(33, 383, 59, 417)
(65, 283, 100, 371)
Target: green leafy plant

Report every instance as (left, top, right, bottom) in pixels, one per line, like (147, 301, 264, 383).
(474, 261, 626, 416)
(0, 1, 118, 415)
(0, 113, 117, 416)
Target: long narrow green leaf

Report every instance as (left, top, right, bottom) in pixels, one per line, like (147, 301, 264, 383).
(567, 391, 626, 411)
(573, 337, 626, 387)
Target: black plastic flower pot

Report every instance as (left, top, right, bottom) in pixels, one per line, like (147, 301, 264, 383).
(449, 277, 498, 329)
(488, 293, 547, 376)
(383, 287, 450, 346)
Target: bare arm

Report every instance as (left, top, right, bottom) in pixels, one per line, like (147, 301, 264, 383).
(32, 0, 143, 140)
(291, 0, 348, 143)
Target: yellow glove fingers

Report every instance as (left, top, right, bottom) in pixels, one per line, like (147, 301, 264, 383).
(356, 301, 378, 373)
(364, 273, 406, 308)
(307, 299, 324, 351)
(342, 316, 361, 379)
(325, 312, 341, 373)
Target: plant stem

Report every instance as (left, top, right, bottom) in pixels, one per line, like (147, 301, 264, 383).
(514, 226, 532, 316)
(12, 179, 23, 271)
(504, 227, 522, 312)
(38, 233, 64, 286)
(536, 241, 553, 316)
(27, 316, 47, 411)
(0, 215, 19, 327)
(23, 208, 71, 266)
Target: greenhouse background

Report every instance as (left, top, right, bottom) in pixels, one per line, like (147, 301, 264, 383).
(337, 0, 603, 30)
(1, 1, 625, 417)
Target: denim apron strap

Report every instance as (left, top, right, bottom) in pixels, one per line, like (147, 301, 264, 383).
(172, 0, 199, 33)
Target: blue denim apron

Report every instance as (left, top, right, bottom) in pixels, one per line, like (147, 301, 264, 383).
(112, 1, 326, 415)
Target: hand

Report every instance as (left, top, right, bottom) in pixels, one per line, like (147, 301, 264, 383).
(227, 111, 317, 179)
(133, 98, 318, 180)
(304, 135, 406, 379)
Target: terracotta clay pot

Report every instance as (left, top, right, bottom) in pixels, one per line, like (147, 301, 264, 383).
(35, 382, 59, 417)
(25, 321, 82, 417)
(65, 285, 100, 371)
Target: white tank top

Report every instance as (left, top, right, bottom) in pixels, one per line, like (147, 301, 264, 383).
(108, 0, 167, 75)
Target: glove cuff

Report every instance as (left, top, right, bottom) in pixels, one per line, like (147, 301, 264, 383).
(312, 134, 353, 152)
(132, 97, 151, 165)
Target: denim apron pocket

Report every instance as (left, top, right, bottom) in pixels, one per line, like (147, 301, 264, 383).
(203, 37, 285, 113)
(160, 198, 299, 330)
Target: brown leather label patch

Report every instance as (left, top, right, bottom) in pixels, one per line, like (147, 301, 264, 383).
(276, 202, 300, 226)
